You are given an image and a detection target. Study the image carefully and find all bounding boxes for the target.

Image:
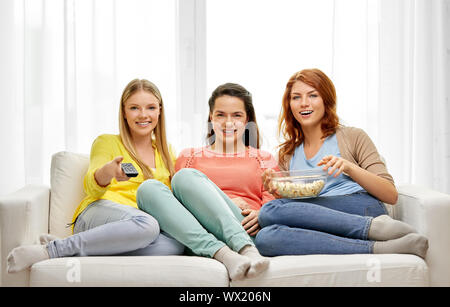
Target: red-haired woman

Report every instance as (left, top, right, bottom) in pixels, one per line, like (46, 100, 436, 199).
(255, 69, 428, 258)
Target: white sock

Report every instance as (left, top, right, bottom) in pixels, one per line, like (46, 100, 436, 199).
(368, 215, 416, 241)
(7, 244, 50, 273)
(239, 245, 270, 278)
(373, 233, 429, 259)
(39, 233, 60, 245)
(213, 246, 251, 280)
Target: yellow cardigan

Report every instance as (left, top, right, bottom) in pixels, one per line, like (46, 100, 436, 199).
(71, 134, 175, 224)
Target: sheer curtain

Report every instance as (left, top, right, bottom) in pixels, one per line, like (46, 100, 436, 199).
(376, 0, 449, 193)
(0, 0, 25, 197)
(1, 0, 449, 197)
(0, 0, 177, 196)
(327, 0, 450, 194)
(206, 0, 450, 194)
(206, 0, 335, 153)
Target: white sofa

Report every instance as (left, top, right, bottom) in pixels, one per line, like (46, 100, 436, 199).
(1, 151, 450, 287)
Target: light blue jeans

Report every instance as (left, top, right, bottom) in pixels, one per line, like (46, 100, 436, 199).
(46, 199, 184, 258)
(137, 168, 254, 258)
(255, 192, 388, 256)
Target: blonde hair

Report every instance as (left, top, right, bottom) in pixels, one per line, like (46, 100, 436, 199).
(118, 79, 175, 180)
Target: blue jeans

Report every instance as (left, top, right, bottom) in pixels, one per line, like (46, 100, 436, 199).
(46, 199, 184, 258)
(255, 192, 387, 256)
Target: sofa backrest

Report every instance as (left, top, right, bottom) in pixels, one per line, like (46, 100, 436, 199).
(50, 151, 89, 238)
(48, 151, 395, 238)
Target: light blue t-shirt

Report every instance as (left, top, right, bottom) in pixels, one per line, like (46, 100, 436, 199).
(289, 134, 365, 197)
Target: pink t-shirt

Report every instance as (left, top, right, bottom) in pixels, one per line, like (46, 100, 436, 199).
(175, 147, 279, 210)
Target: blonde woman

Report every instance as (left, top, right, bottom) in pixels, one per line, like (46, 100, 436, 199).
(7, 79, 184, 273)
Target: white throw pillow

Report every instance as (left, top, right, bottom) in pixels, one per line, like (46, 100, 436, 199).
(49, 151, 89, 238)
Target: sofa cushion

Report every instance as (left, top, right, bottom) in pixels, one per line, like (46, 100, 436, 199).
(231, 254, 428, 287)
(50, 151, 89, 238)
(30, 256, 229, 287)
(29, 254, 428, 287)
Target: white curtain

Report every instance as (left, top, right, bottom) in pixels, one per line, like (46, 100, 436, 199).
(206, 0, 336, 153)
(327, 0, 450, 194)
(332, 0, 449, 195)
(1, 0, 449, 196)
(376, 0, 449, 194)
(0, 0, 25, 197)
(206, 0, 450, 194)
(0, 0, 177, 196)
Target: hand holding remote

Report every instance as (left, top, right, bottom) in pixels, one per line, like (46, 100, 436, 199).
(121, 163, 139, 177)
(94, 156, 130, 187)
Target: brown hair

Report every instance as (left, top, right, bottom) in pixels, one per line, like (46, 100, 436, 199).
(278, 69, 339, 167)
(206, 83, 261, 148)
(118, 79, 175, 179)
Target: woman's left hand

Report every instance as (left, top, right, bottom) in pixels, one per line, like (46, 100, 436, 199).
(241, 209, 260, 236)
(317, 155, 354, 178)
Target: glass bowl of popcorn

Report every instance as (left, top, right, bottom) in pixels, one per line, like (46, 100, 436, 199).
(269, 169, 327, 199)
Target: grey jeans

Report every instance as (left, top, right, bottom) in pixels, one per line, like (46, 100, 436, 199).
(46, 199, 185, 258)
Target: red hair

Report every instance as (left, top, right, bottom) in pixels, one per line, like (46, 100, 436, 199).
(278, 68, 339, 167)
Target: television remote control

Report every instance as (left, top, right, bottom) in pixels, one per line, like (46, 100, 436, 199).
(121, 163, 139, 177)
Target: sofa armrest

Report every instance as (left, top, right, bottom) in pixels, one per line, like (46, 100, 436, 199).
(0, 185, 50, 286)
(393, 184, 450, 286)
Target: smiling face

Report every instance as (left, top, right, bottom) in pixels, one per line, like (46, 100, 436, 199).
(289, 81, 325, 130)
(123, 90, 160, 140)
(210, 95, 248, 150)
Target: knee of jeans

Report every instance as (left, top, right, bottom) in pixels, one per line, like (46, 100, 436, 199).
(258, 205, 270, 228)
(138, 178, 168, 193)
(137, 179, 168, 209)
(366, 201, 389, 217)
(254, 225, 280, 256)
(258, 200, 282, 227)
(171, 168, 204, 193)
(132, 214, 160, 247)
(254, 228, 267, 252)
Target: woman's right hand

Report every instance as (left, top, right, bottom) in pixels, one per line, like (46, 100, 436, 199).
(231, 197, 252, 211)
(262, 168, 282, 199)
(94, 156, 130, 187)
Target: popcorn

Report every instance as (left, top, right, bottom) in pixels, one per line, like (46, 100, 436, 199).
(271, 179, 325, 198)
